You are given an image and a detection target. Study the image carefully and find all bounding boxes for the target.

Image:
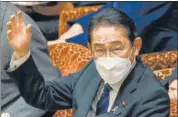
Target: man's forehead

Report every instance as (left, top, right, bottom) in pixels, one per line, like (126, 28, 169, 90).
(92, 26, 129, 43)
(93, 38, 122, 44)
(92, 34, 129, 45)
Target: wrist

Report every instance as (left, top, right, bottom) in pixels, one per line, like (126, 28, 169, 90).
(14, 51, 29, 59)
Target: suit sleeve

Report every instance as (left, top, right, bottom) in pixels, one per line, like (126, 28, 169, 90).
(134, 87, 170, 117)
(5, 54, 87, 111)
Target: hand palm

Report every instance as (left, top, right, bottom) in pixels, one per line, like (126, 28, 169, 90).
(6, 11, 32, 58)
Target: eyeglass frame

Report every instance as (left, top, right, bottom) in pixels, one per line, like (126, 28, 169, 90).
(91, 42, 133, 58)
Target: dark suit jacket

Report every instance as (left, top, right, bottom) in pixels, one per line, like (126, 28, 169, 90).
(1, 2, 61, 117)
(5, 55, 170, 117)
(66, 2, 177, 53)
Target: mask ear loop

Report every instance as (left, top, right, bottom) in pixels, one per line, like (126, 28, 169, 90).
(128, 45, 137, 66)
(128, 38, 137, 59)
(128, 46, 134, 59)
(127, 43, 136, 64)
(125, 45, 137, 74)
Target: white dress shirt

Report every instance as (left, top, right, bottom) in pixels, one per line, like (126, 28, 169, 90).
(10, 51, 31, 71)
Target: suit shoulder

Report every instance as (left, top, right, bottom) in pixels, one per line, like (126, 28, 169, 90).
(135, 66, 169, 105)
(138, 65, 166, 92)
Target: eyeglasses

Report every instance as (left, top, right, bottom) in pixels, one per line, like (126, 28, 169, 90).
(92, 44, 131, 58)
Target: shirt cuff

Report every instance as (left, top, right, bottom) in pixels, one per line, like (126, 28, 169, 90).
(10, 51, 31, 71)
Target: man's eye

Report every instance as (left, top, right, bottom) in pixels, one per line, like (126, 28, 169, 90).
(113, 47, 124, 51)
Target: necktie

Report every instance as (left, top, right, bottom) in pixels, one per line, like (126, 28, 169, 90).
(96, 83, 112, 116)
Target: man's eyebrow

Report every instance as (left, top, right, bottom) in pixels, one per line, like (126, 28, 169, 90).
(93, 43, 104, 47)
(110, 41, 122, 45)
(93, 40, 123, 46)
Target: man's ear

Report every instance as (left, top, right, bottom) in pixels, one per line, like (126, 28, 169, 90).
(133, 37, 142, 56)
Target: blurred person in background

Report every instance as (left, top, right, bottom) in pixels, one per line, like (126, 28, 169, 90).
(1, 2, 61, 117)
(12, 1, 107, 41)
(12, 1, 74, 41)
(54, 2, 177, 54)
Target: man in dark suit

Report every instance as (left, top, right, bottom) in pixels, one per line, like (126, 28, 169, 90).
(1, 2, 61, 117)
(5, 8, 169, 117)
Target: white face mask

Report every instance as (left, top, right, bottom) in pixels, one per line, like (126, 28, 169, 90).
(95, 51, 135, 84)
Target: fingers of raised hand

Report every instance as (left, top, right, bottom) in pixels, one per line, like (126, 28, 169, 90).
(7, 30, 12, 40)
(6, 21, 13, 31)
(17, 11, 24, 25)
(10, 15, 16, 26)
(26, 24, 32, 40)
(6, 21, 14, 40)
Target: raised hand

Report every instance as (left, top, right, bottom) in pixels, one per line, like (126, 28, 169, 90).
(6, 11, 32, 58)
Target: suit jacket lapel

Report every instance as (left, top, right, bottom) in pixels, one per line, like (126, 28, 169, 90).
(111, 58, 145, 116)
(75, 62, 102, 117)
